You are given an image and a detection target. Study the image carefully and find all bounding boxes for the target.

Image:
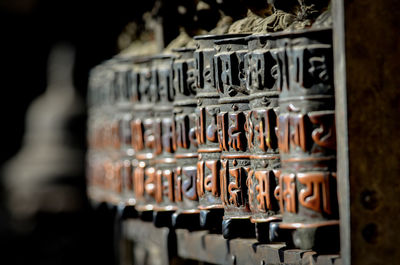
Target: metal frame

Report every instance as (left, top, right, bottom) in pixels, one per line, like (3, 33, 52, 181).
(333, 0, 400, 264)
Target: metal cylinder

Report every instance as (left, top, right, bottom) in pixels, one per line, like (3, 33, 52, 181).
(112, 57, 137, 208)
(151, 54, 177, 215)
(87, 63, 111, 203)
(171, 48, 200, 228)
(213, 35, 254, 238)
(131, 57, 157, 219)
(194, 34, 247, 230)
(275, 28, 338, 250)
(245, 33, 282, 242)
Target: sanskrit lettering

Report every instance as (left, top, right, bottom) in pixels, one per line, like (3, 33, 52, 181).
(162, 118, 175, 153)
(217, 112, 229, 151)
(297, 172, 332, 214)
(228, 112, 247, 151)
(277, 111, 336, 154)
(197, 160, 220, 198)
(182, 166, 198, 201)
(134, 165, 145, 198)
(309, 111, 336, 150)
(279, 173, 296, 213)
(255, 170, 278, 212)
(131, 119, 144, 151)
(253, 109, 278, 151)
(144, 167, 156, 198)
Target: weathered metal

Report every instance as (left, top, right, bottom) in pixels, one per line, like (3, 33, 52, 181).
(150, 54, 177, 226)
(87, 59, 132, 205)
(212, 35, 255, 239)
(245, 33, 282, 242)
(123, 219, 173, 265)
(193, 34, 224, 230)
(275, 28, 339, 250)
(170, 48, 201, 229)
(86, 9, 348, 259)
(87, 63, 109, 202)
(176, 227, 341, 265)
(193, 34, 248, 231)
(131, 57, 157, 219)
(114, 58, 137, 207)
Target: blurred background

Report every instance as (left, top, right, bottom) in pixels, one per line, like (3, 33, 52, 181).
(0, 0, 152, 264)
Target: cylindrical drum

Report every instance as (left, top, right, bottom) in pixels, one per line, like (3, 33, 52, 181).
(99, 59, 125, 205)
(131, 57, 157, 220)
(245, 33, 282, 242)
(87, 63, 112, 203)
(171, 48, 201, 229)
(194, 34, 246, 230)
(275, 28, 338, 250)
(113, 58, 136, 208)
(213, 35, 253, 239)
(151, 54, 177, 227)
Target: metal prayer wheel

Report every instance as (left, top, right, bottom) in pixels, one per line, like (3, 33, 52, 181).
(244, 33, 282, 242)
(87, 64, 110, 203)
(150, 54, 178, 227)
(275, 28, 338, 250)
(193, 34, 246, 230)
(170, 48, 201, 229)
(98, 59, 124, 205)
(112, 58, 137, 208)
(213, 35, 254, 239)
(131, 57, 157, 220)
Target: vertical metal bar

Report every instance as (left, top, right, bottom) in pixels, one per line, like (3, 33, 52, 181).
(333, 0, 400, 264)
(332, 0, 350, 264)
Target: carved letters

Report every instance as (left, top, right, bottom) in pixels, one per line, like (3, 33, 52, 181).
(196, 107, 206, 145)
(122, 161, 133, 191)
(154, 119, 163, 155)
(155, 169, 174, 203)
(254, 170, 277, 212)
(279, 173, 296, 213)
(182, 167, 198, 201)
(298, 172, 332, 215)
(277, 111, 336, 154)
(176, 115, 190, 149)
(197, 160, 220, 197)
(217, 111, 248, 152)
(220, 160, 250, 208)
(144, 167, 156, 198)
(252, 109, 278, 151)
(162, 118, 175, 154)
(217, 112, 228, 151)
(134, 165, 145, 199)
(228, 112, 247, 151)
(175, 114, 198, 151)
(275, 171, 335, 215)
(246, 51, 277, 91)
(143, 119, 155, 150)
(195, 50, 214, 89)
(215, 53, 235, 93)
(131, 119, 144, 151)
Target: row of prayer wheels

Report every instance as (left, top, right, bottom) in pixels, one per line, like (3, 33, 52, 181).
(87, 27, 339, 251)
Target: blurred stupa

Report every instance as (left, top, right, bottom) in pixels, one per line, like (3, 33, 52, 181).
(3, 43, 86, 224)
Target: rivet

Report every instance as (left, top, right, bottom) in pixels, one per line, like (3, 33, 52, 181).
(362, 223, 378, 244)
(360, 190, 378, 210)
